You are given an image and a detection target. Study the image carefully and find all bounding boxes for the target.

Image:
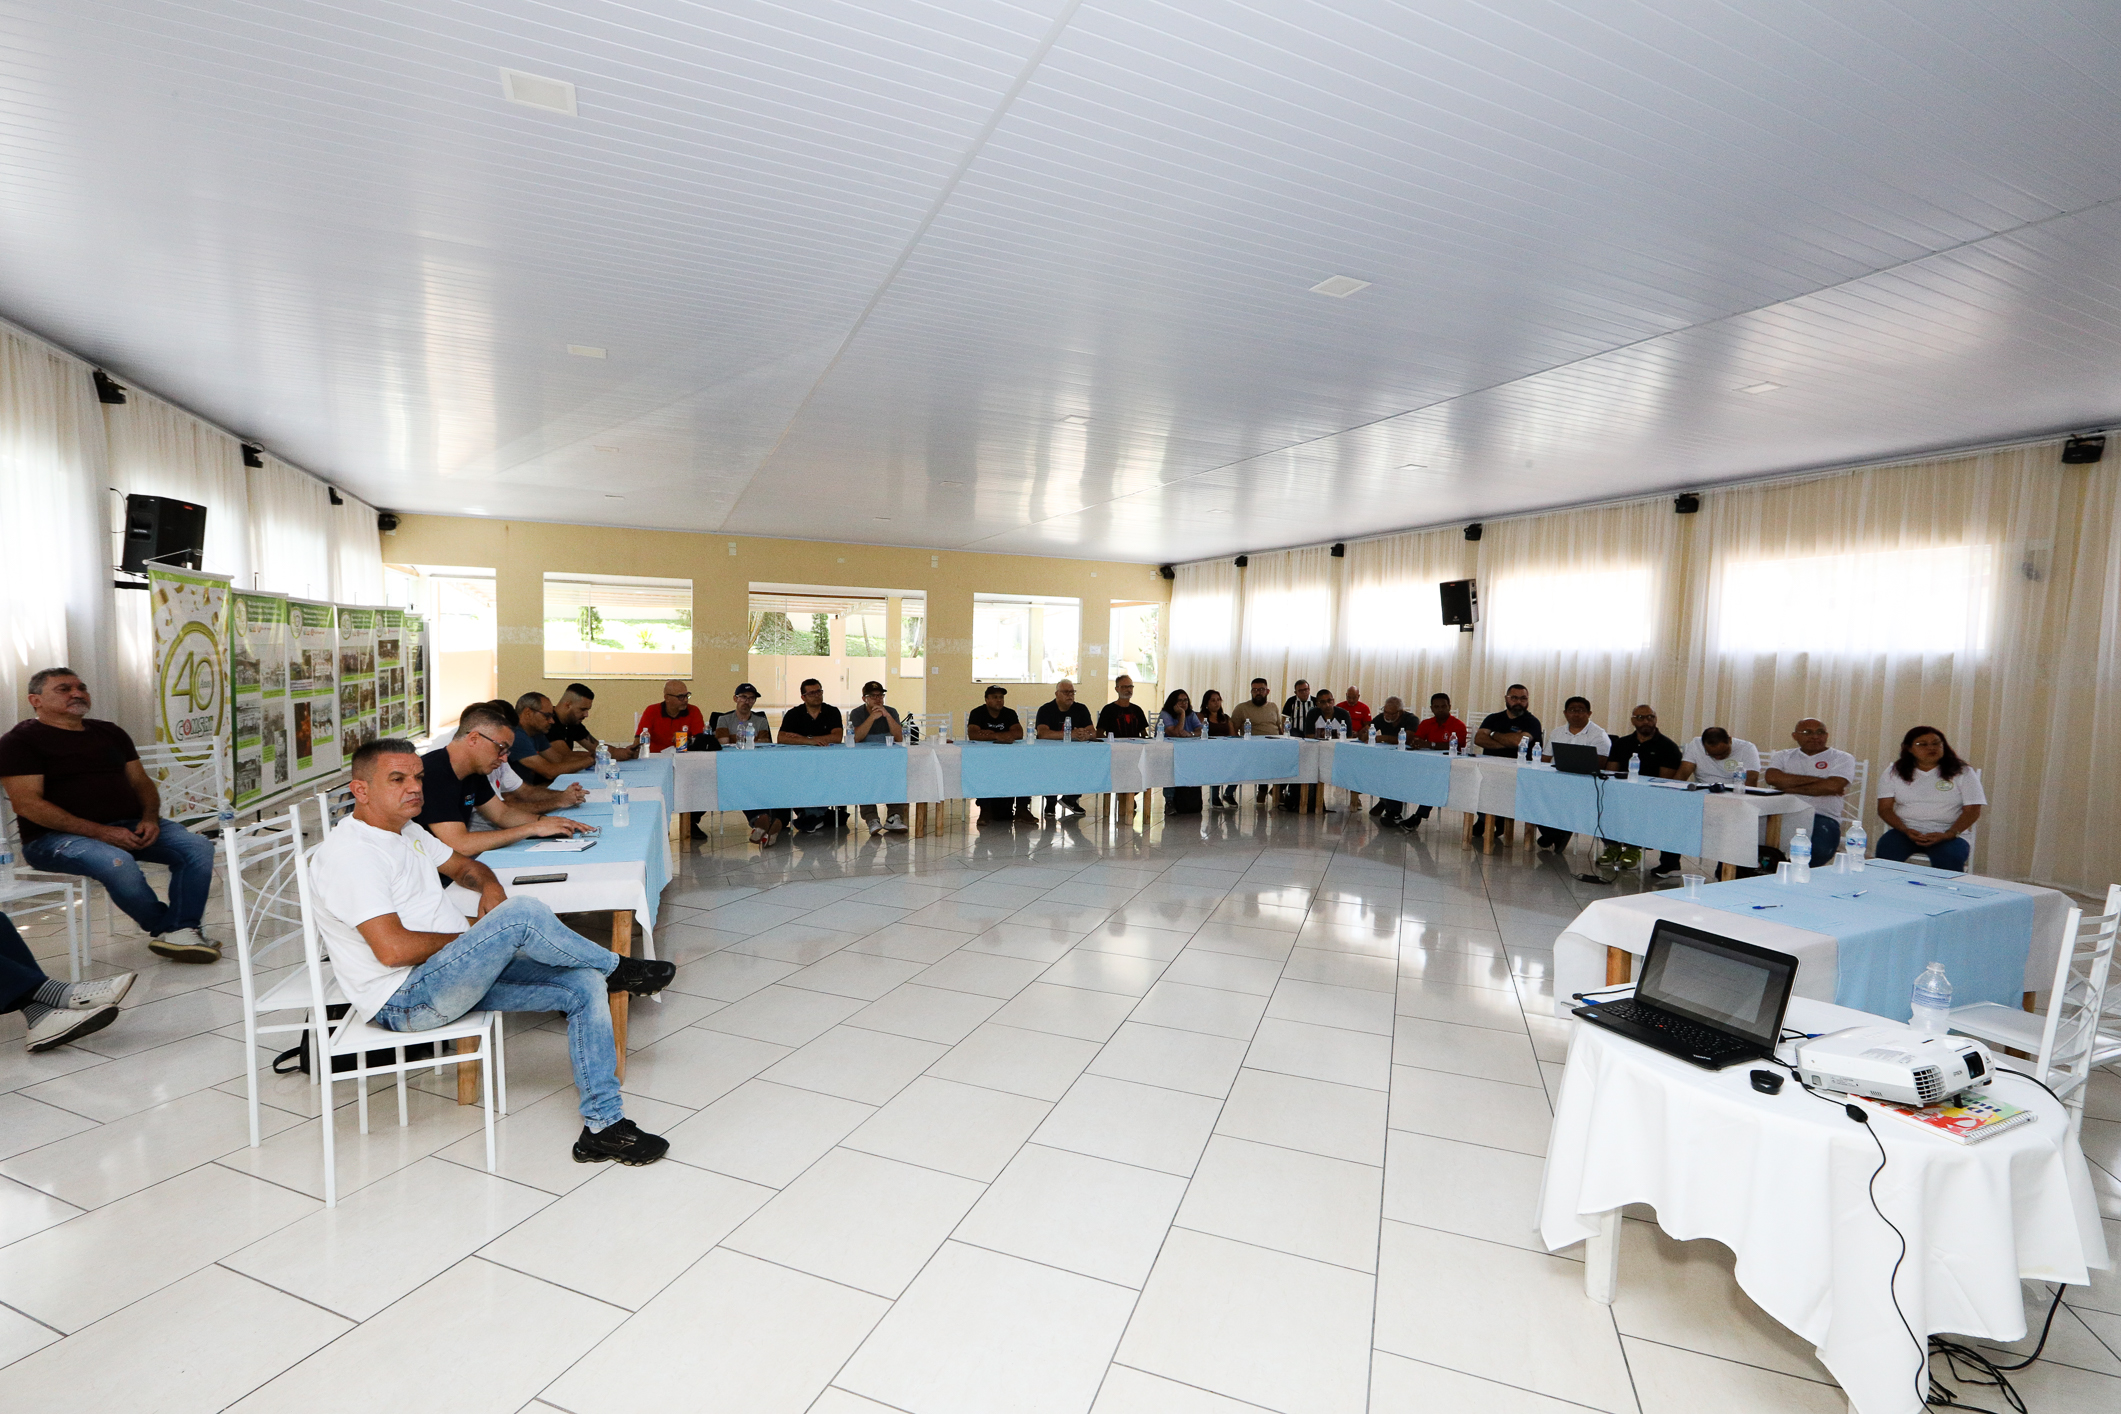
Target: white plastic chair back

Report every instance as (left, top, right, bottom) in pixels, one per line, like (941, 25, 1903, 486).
(913, 713, 953, 745)
(0, 795, 88, 980)
(1846, 758, 1870, 825)
(228, 807, 324, 1147)
(137, 740, 228, 829)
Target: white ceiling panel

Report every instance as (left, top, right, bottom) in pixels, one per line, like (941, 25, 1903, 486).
(3, 0, 2119, 556)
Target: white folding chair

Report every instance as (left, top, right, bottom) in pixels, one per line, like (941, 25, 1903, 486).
(1846, 758, 1870, 829)
(136, 739, 229, 830)
(1947, 883, 2119, 1143)
(290, 809, 503, 1207)
(229, 806, 339, 1147)
(1, 796, 89, 981)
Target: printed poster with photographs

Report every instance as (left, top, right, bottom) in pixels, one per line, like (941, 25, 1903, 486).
(337, 607, 379, 760)
(229, 592, 292, 807)
(404, 612, 427, 741)
(288, 599, 339, 779)
(377, 608, 406, 736)
(149, 567, 230, 764)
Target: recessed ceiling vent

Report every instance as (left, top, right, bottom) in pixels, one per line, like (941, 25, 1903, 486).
(1309, 275, 1371, 298)
(500, 68, 578, 116)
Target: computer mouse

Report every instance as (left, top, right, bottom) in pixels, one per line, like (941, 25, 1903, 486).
(1749, 1069, 1784, 1095)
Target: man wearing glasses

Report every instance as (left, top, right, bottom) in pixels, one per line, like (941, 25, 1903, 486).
(636, 680, 711, 838)
(415, 703, 595, 855)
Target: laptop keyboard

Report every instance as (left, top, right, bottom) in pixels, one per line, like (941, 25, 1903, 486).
(1594, 997, 1752, 1057)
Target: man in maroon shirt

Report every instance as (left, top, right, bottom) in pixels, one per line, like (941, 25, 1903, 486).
(1, 668, 221, 961)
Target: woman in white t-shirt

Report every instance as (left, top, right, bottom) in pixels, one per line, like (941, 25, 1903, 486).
(1874, 725, 1985, 872)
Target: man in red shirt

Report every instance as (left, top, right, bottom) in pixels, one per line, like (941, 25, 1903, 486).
(1403, 692, 1468, 832)
(1341, 687, 1372, 739)
(635, 680, 709, 838)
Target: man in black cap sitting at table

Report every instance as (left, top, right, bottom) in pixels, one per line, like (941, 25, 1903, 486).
(966, 685, 1027, 822)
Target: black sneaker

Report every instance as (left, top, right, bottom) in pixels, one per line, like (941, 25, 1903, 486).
(606, 956, 677, 996)
(1368, 802, 1387, 818)
(573, 1119, 669, 1166)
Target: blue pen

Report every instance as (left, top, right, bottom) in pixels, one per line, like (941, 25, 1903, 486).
(1749, 903, 1781, 910)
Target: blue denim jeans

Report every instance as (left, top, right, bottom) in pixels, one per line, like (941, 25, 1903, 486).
(371, 898, 623, 1127)
(0, 914, 48, 1013)
(1875, 827, 1970, 872)
(22, 817, 215, 936)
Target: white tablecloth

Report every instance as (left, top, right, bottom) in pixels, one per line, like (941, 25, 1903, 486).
(1539, 996, 2109, 1414)
(1550, 875, 2074, 1020)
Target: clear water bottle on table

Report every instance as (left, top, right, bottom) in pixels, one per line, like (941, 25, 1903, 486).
(1788, 818, 1812, 881)
(1843, 818, 1867, 872)
(1911, 963, 1952, 1032)
(612, 779, 631, 829)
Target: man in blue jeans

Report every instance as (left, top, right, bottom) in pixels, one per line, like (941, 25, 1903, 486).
(1, 667, 221, 962)
(310, 738, 677, 1165)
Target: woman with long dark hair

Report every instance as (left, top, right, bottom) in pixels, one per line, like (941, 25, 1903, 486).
(1199, 690, 1237, 808)
(1160, 689, 1205, 815)
(1873, 725, 1985, 872)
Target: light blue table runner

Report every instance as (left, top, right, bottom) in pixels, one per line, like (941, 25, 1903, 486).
(1513, 771, 1706, 857)
(478, 800, 669, 927)
(960, 740, 1113, 796)
(1174, 737, 1302, 786)
(711, 745, 911, 811)
(1329, 744, 1452, 806)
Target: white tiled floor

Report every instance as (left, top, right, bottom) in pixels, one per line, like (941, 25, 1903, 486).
(4, 801, 2120, 1412)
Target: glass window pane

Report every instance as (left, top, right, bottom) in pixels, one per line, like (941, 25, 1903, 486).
(543, 572, 693, 678)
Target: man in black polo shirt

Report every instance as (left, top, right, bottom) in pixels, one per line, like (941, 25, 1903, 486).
(1096, 675, 1150, 824)
(414, 704, 593, 855)
(1472, 683, 1543, 841)
(966, 686, 1027, 822)
(1603, 703, 1685, 877)
(1033, 679, 1098, 817)
(777, 678, 845, 833)
(551, 683, 634, 765)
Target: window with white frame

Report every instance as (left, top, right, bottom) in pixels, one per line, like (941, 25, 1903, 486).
(1108, 601, 1161, 691)
(974, 594, 1080, 682)
(1485, 567, 1655, 653)
(1717, 545, 1994, 656)
(543, 572, 693, 678)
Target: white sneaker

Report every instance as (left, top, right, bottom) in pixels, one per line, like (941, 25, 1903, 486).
(27, 1004, 120, 1053)
(66, 972, 135, 1009)
(883, 814, 908, 832)
(749, 825, 766, 844)
(149, 928, 221, 963)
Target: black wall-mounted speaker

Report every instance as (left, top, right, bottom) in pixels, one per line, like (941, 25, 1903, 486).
(121, 494, 207, 574)
(1674, 493, 1701, 514)
(1233, 555, 1249, 568)
(1158, 564, 1175, 580)
(1330, 542, 1345, 557)
(1463, 523, 1483, 542)
(2063, 434, 2106, 465)
(1439, 578, 1478, 631)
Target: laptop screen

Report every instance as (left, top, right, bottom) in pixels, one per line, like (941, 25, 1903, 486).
(1634, 920, 1797, 1048)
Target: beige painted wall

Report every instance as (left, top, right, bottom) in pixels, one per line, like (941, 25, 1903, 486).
(383, 515, 1171, 735)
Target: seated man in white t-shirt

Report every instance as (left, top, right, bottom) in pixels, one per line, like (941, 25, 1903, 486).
(1873, 725, 1985, 872)
(1677, 727, 1759, 789)
(1534, 696, 1612, 851)
(1763, 718, 1857, 862)
(311, 738, 677, 1166)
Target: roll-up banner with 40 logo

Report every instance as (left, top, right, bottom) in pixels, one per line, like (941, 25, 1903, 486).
(149, 566, 230, 757)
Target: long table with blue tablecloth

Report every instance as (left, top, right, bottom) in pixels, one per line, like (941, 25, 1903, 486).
(1550, 858, 2073, 1022)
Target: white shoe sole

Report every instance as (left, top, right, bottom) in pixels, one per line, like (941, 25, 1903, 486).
(148, 936, 220, 963)
(27, 1005, 120, 1053)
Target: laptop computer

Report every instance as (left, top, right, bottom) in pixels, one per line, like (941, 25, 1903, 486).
(1551, 742, 1607, 775)
(1572, 920, 1799, 1069)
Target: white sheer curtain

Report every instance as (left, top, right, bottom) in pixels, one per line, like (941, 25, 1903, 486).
(0, 323, 114, 730)
(1238, 546, 1336, 702)
(1333, 526, 1473, 710)
(327, 488, 384, 604)
(248, 454, 333, 599)
(1686, 445, 2065, 881)
(2031, 457, 2121, 891)
(1471, 499, 1681, 733)
(1165, 559, 1242, 704)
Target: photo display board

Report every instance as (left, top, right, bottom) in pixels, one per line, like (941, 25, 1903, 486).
(338, 607, 379, 756)
(229, 591, 291, 807)
(377, 607, 406, 735)
(289, 599, 339, 778)
(149, 566, 229, 755)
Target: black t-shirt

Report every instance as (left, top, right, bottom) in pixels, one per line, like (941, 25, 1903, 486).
(778, 702, 845, 741)
(0, 718, 141, 841)
(967, 705, 1020, 736)
(1035, 701, 1094, 735)
(1202, 711, 1232, 737)
(1097, 701, 1148, 738)
(415, 746, 494, 830)
(1373, 712, 1418, 743)
(1610, 730, 1682, 777)
(1477, 709, 1544, 757)
(551, 718, 592, 747)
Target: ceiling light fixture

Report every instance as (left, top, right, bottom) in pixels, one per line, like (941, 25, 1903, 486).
(568, 345, 606, 358)
(1056, 413, 1089, 425)
(500, 68, 578, 116)
(1737, 381, 1783, 395)
(1309, 275, 1371, 298)
(593, 445, 619, 453)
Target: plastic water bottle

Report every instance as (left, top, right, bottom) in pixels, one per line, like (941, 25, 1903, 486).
(1788, 820, 1812, 881)
(1397, 727, 1407, 747)
(1064, 723, 1073, 744)
(0, 834, 13, 885)
(1153, 715, 1164, 741)
(740, 719, 754, 749)
(1911, 963, 1952, 1033)
(1367, 724, 1377, 745)
(637, 727, 651, 756)
(1844, 819, 1867, 872)
(611, 779, 631, 829)
(1242, 719, 1252, 738)
(843, 719, 856, 746)
(1626, 755, 1641, 782)
(1518, 735, 1531, 762)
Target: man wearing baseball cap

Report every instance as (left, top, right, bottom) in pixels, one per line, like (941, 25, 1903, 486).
(965, 684, 1027, 821)
(712, 684, 786, 844)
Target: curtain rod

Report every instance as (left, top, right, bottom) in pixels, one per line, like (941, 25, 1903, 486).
(0, 309, 363, 510)
(1190, 427, 2080, 569)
